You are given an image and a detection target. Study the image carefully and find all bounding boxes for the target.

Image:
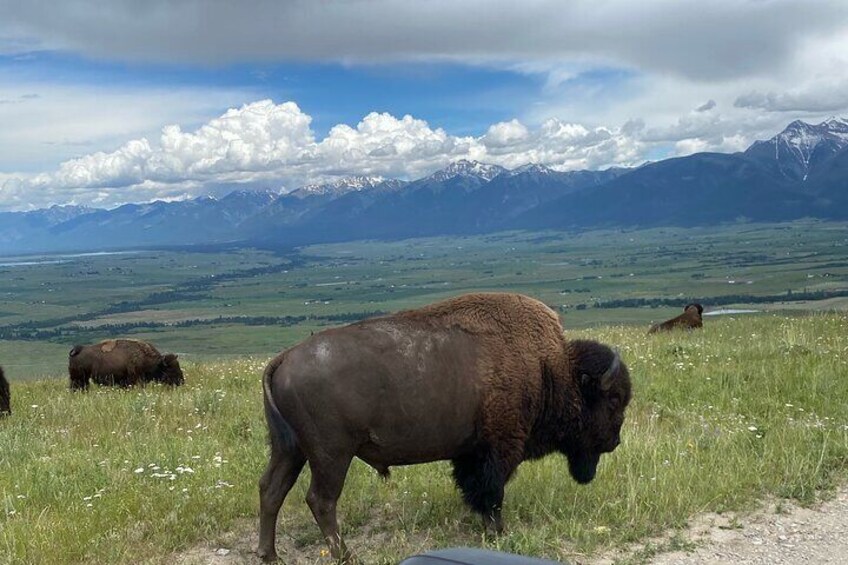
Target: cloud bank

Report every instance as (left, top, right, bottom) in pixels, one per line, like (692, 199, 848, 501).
(1, 99, 656, 210)
(2, 1, 847, 210)
(3, 0, 847, 82)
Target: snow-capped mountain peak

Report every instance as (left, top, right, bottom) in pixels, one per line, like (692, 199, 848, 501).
(428, 159, 507, 182)
(290, 176, 388, 198)
(823, 116, 848, 129)
(505, 163, 556, 176)
(745, 116, 848, 181)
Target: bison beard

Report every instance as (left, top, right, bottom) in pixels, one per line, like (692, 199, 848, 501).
(257, 293, 632, 563)
(0, 366, 10, 417)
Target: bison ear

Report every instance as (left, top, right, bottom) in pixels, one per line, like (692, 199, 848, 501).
(575, 341, 620, 393)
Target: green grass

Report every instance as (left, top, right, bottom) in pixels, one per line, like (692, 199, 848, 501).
(2, 314, 847, 564)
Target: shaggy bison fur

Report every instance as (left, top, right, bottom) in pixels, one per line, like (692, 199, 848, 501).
(0, 366, 9, 416)
(648, 303, 704, 334)
(68, 339, 184, 390)
(258, 292, 632, 562)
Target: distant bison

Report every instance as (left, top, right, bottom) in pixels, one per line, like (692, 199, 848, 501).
(648, 303, 704, 334)
(258, 293, 632, 563)
(0, 366, 9, 416)
(68, 339, 184, 390)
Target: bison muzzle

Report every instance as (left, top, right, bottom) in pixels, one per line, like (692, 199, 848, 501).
(257, 293, 632, 563)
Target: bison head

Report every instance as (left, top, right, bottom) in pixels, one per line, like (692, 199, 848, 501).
(157, 354, 184, 386)
(564, 340, 632, 484)
(684, 303, 704, 316)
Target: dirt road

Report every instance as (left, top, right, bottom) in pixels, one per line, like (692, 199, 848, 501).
(171, 486, 848, 564)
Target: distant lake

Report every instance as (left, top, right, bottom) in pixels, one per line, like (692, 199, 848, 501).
(0, 250, 142, 268)
(703, 309, 760, 316)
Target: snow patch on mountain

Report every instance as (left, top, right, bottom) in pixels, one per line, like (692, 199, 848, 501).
(427, 160, 507, 182)
(289, 176, 389, 198)
(747, 117, 848, 181)
(503, 163, 556, 176)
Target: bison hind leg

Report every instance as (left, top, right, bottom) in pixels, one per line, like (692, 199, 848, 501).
(452, 446, 506, 533)
(69, 368, 90, 391)
(258, 442, 307, 562)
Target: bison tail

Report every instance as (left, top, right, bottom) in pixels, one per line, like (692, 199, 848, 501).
(262, 363, 298, 452)
(69, 345, 83, 357)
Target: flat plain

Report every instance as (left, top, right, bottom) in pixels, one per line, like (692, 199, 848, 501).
(2, 221, 847, 378)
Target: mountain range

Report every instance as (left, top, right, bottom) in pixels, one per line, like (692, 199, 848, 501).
(2, 117, 847, 255)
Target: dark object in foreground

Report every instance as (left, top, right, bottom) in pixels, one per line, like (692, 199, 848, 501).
(258, 292, 632, 563)
(648, 303, 704, 334)
(0, 366, 9, 416)
(398, 547, 566, 564)
(68, 339, 184, 390)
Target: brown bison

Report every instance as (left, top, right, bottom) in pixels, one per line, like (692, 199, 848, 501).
(0, 366, 9, 416)
(68, 339, 184, 390)
(258, 292, 632, 563)
(647, 303, 704, 334)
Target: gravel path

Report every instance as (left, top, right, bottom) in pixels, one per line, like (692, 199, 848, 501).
(646, 486, 848, 565)
(170, 486, 848, 565)
(584, 485, 848, 565)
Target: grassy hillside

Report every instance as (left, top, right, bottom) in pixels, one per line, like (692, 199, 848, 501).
(2, 314, 847, 564)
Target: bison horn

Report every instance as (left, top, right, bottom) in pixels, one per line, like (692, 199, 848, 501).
(600, 350, 620, 391)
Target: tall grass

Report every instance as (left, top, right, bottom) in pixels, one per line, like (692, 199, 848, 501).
(1, 314, 847, 563)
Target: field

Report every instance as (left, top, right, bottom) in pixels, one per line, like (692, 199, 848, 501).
(1, 221, 847, 379)
(1, 315, 847, 564)
(1, 221, 848, 564)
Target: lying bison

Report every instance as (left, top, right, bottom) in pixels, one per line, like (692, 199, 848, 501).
(648, 303, 704, 334)
(68, 339, 184, 390)
(0, 366, 9, 416)
(258, 292, 632, 562)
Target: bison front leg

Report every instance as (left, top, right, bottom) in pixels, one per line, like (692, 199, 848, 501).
(257, 444, 306, 562)
(452, 447, 513, 535)
(305, 455, 356, 564)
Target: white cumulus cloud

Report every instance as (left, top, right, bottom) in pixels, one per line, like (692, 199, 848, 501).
(0, 99, 653, 210)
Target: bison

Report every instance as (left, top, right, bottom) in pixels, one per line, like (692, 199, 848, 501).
(68, 339, 184, 390)
(647, 303, 704, 334)
(258, 292, 632, 563)
(0, 366, 9, 416)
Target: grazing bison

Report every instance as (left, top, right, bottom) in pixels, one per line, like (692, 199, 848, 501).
(0, 366, 9, 416)
(258, 292, 632, 563)
(68, 339, 184, 390)
(648, 303, 704, 334)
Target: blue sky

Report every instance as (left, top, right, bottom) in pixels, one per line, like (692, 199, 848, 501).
(1, 0, 847, 210)
(2, 51, 546, 140)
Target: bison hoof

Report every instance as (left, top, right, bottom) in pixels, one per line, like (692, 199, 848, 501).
(257, 548, 278, 562)
(482, 512, 504, 536)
